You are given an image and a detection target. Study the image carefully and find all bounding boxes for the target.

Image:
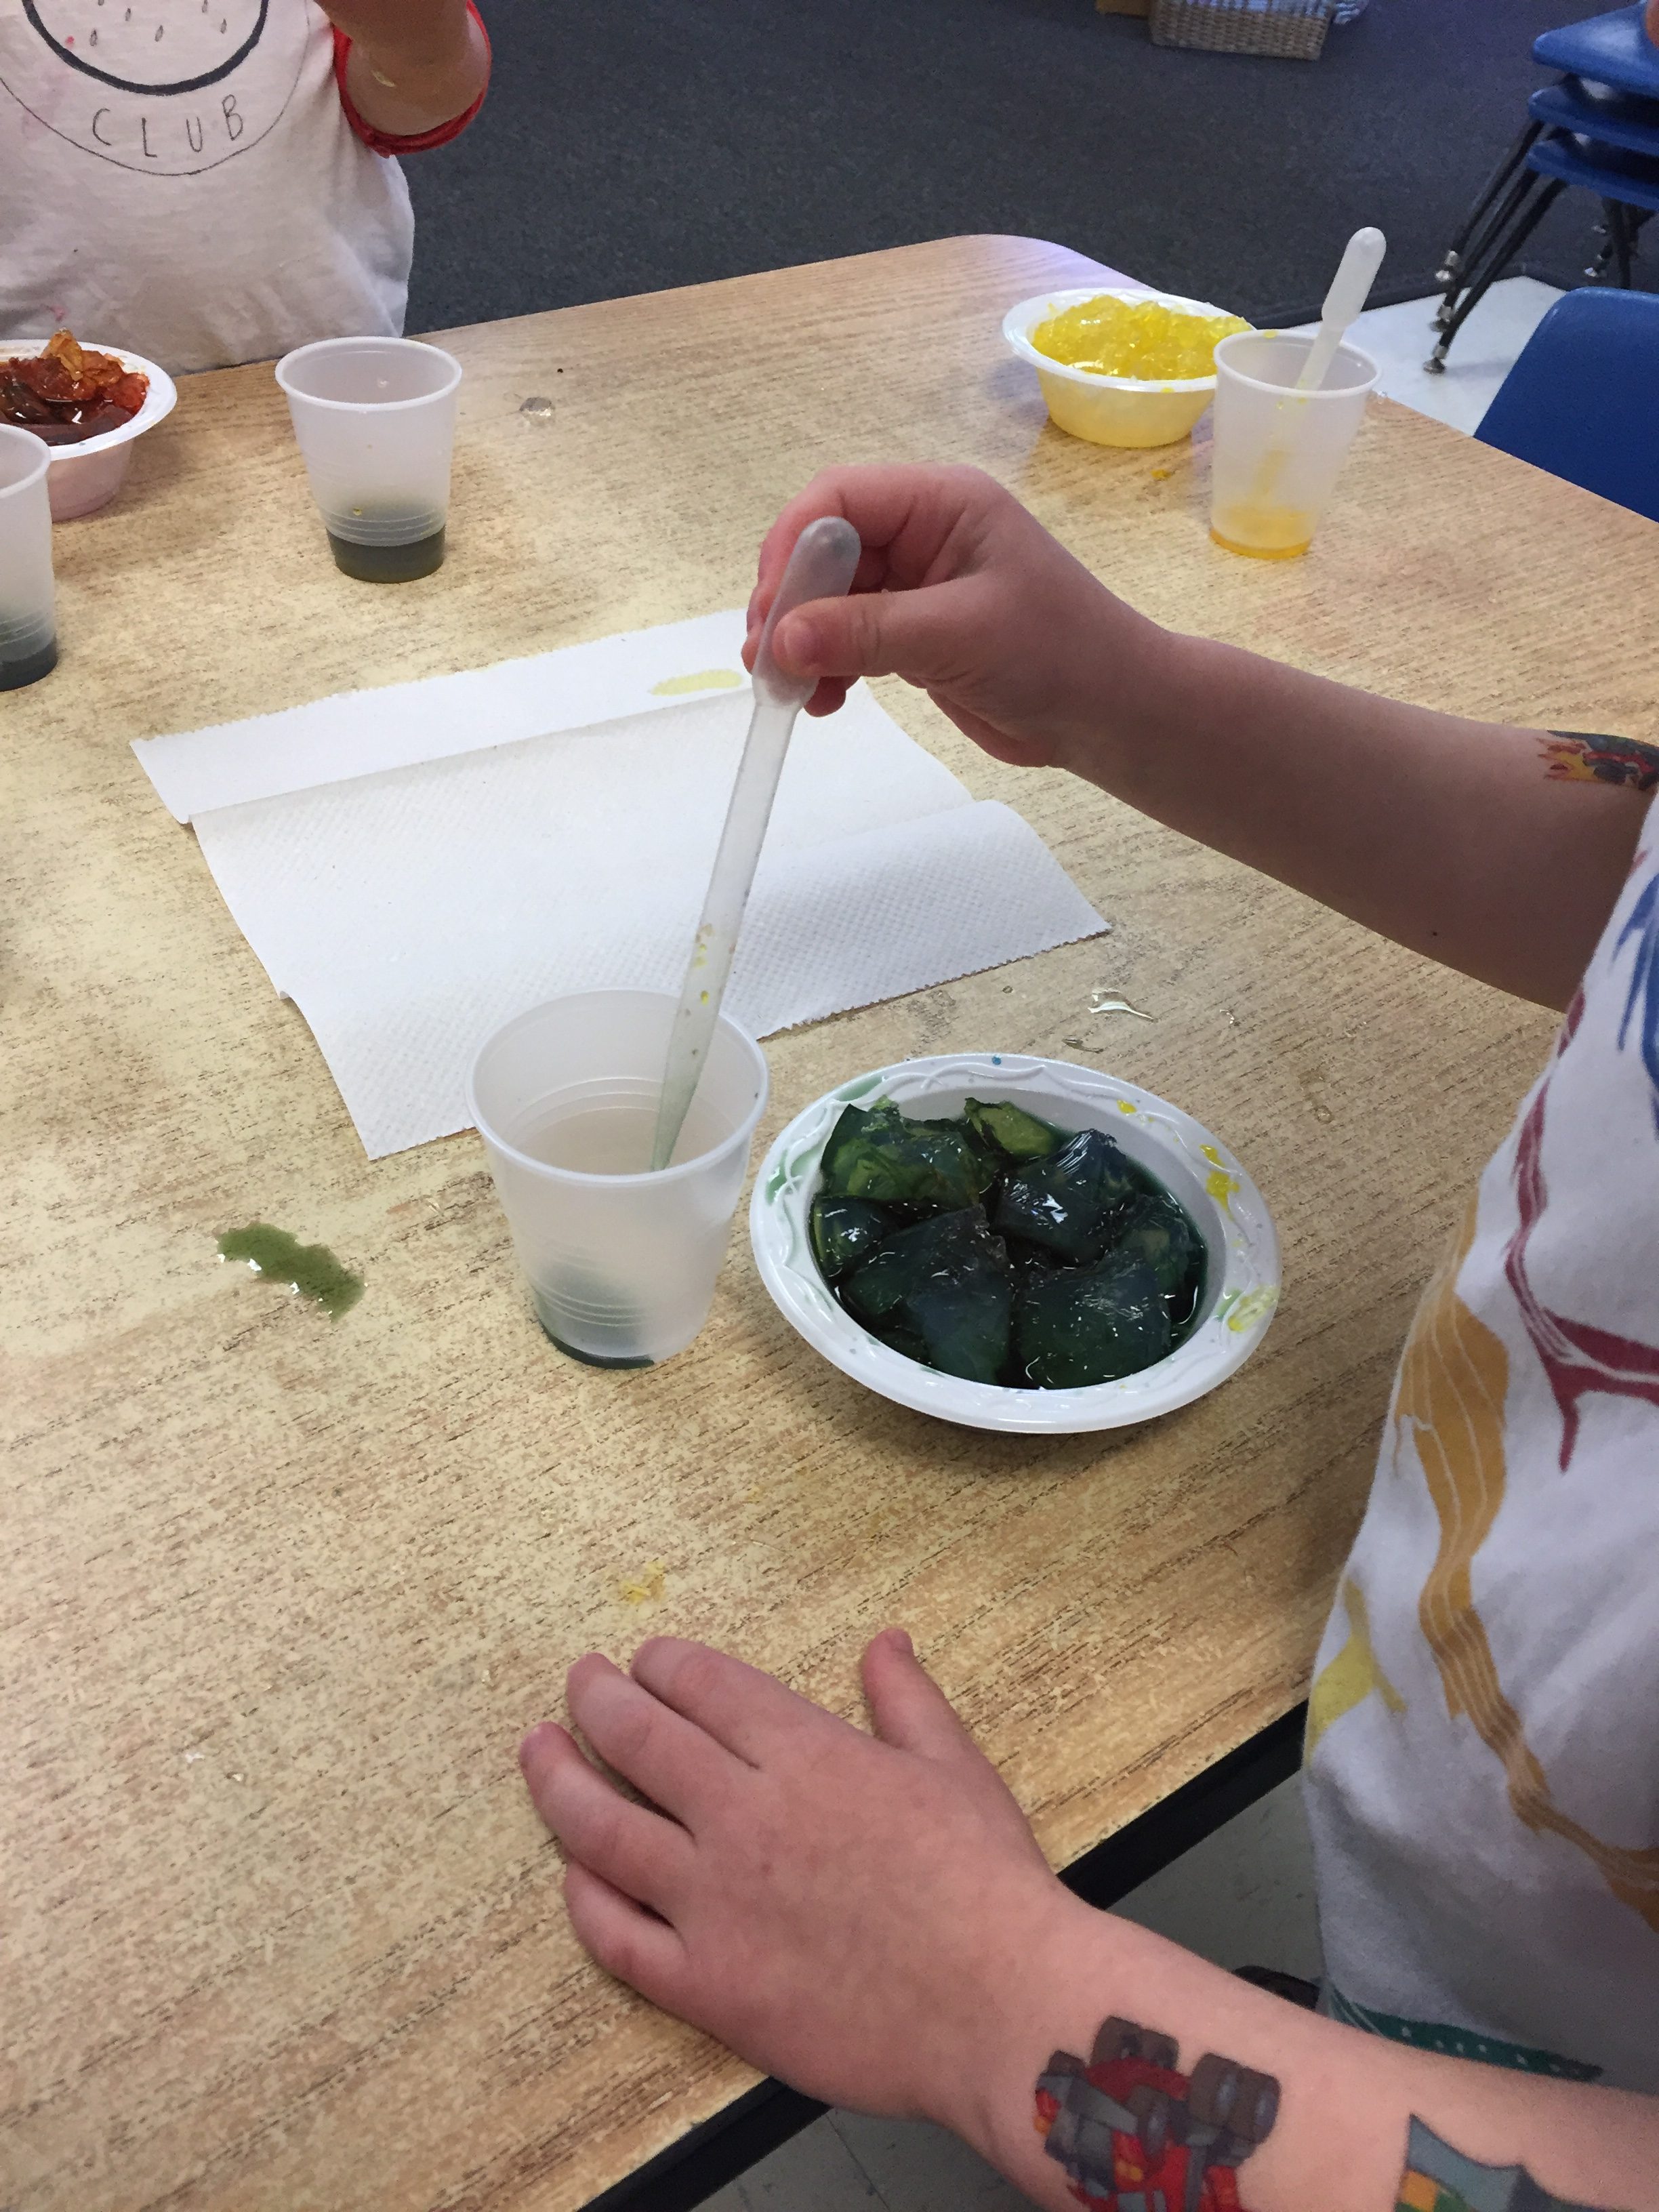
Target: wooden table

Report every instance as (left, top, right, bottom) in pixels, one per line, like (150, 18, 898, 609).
(7, 234, 1650, 2212)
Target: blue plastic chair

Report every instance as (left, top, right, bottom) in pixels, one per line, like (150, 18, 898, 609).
(1533, 5, 1659, 94)
(1431, 4, 1658, 370)
(1475, 287, 1659, 525)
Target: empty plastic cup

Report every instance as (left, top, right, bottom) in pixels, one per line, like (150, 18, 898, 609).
(1209, 330, 1379, 559)
(0, 426, 56, 691)
(275, 337, 462, 582)
(468, 989, 770, 1368)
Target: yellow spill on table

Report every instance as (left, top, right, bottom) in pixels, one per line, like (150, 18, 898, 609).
(618, 1559, 667, 1605)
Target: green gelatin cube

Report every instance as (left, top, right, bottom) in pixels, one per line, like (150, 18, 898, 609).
(993, 1128, 1140, 1263)
(810, 1195, 893, 1279)
(1014, 1252, 1170, 1388)
(964, 1097, 1064, 1160)
(1109, 1189, 1195, 1295)
(840, 1207, 1012, 1383)
(820, 1099, 983, 1211)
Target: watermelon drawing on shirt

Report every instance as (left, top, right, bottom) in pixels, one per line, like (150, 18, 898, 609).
(21, 0, 267, 96)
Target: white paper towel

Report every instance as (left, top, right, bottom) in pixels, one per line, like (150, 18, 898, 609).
(134, 611, 1105, 1158)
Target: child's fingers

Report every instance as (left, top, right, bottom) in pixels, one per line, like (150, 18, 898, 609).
(630, 1635, 842, 1768)
(563, 1860, 689, 2007)
(744, 546, 889, 672)
(748, 463, 997, 635)
(566, 1653, 746, 1824)
(519, 1720, 695, 1912)
(860, 1629, 985, 1767)
(802, 678, 853, 718)
(771, 574, 984, 691)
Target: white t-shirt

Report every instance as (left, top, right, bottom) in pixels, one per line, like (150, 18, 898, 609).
(1, 0, 417, 371)
(1305, 790, 1659, 2091)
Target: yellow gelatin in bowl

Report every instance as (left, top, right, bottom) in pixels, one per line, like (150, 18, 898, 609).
(1032, 295, 1249, 382)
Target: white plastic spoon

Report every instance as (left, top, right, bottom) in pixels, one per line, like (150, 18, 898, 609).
(650, 514, 863, 1170)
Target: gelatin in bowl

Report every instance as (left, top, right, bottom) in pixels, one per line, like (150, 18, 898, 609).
(1002, 286, 1252, 450)
(1031, 295, 1249, 382)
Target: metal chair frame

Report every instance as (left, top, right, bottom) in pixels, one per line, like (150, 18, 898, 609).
(1429, 152, 1656, 371)
(1429, 16, 1659, 372)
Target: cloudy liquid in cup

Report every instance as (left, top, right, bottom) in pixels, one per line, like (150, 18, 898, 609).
(514, 1087, 728, 1174)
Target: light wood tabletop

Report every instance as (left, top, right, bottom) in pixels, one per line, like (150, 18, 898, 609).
(7, 232, 1652, 2212)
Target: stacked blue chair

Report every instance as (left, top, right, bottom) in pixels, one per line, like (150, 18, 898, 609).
(1429, 5, 1659, 371)
(1475, 286, 1659, 525)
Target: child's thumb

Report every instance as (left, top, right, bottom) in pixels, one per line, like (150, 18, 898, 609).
(772, 579, 971, 693)
(862, 1628, 983, 1767)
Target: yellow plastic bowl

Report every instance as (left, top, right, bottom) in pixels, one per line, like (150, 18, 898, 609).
(1002, 286, 1247, 449)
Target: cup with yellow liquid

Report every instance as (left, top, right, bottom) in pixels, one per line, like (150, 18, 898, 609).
(1208, 330, 1378, 560)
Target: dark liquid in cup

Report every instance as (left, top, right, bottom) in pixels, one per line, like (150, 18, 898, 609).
(327, 527, 446, 583)
(0, 635, 58, 690)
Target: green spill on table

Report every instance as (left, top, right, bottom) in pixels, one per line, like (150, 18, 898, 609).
(217, 1223, 364, 1319)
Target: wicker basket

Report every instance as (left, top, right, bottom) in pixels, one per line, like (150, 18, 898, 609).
(1150, 0, 1333, 59)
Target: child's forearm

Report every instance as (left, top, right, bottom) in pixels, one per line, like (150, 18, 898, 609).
(336, 0, 488, 136)
(753, 468, 1652, 1011)
(1062, 621, 1650, 1010)
(520, 1632, 1656, 2212)
(963, 1896, 1654, 2212)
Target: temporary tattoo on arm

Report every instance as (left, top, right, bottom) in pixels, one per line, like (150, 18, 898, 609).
(1541, 731, 1659, 794)
(1395, 2115, 1625, 2211)
(1035, 2016, 1279, 2211)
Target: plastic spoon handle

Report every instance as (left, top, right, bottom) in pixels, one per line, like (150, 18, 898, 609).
(1295, 226, 1386, 393)
(650, 514, 862, 1170)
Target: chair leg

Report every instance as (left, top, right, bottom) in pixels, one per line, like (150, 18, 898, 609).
(1586, 199, 1627, 283)
(1613, 201, 1637, 288)
(1436, 120, 1544, 285)
(1426, 178, 1567, 371)
(1434, 163, 1548, 331)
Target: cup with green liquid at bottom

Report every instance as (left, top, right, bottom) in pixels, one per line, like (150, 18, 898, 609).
(468, 989, 770, 1368)
(274, 337, 462, 582)
(0, 426, 57, 690)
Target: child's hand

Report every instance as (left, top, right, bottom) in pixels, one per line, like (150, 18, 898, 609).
(743, 465, 1166, 772)
(518, 1629, 1076, 2137)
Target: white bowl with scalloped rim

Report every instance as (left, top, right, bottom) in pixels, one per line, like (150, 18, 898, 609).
(749, 1052, 1279, 1434)
(7, 339, 178, 520)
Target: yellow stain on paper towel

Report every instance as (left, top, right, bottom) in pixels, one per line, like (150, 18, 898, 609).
(651, 669, 743, 697)
(619, 1559, 667, 1605)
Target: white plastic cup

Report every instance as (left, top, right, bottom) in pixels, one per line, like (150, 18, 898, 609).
(274, 337, 462, 582)
(1209, 330, 1379, 559)
(467, 989, 770, 1368)
(0, 426, 57, 691)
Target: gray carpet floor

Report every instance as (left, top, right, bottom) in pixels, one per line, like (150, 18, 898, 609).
(404, 0, 1650, 335)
